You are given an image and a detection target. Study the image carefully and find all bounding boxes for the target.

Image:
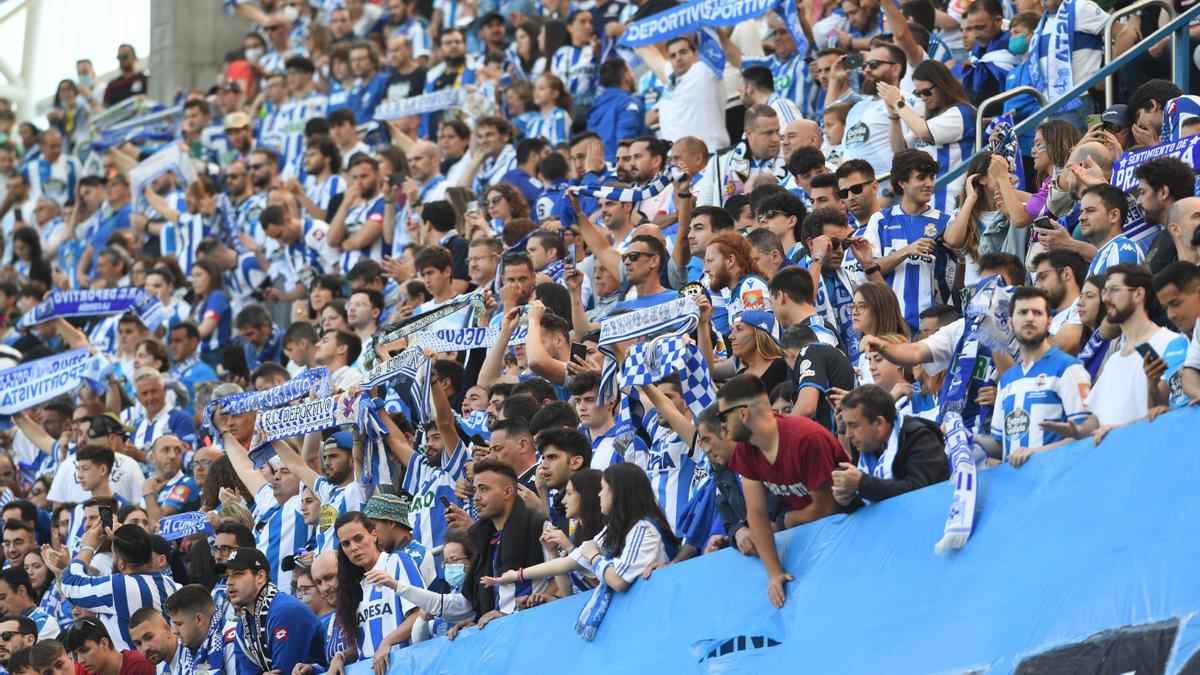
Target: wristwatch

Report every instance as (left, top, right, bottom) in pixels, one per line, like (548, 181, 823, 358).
(862, 263, 881, 276)
(896, 99, 906, 109)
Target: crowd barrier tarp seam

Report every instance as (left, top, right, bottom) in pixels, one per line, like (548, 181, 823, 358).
(345, 407, 1200, 675)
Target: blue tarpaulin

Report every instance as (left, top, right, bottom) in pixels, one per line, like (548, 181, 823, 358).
(348, 407, 1200, 674)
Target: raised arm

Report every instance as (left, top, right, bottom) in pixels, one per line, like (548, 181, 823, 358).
(13, 411, 56, 455)
(636, 383, 695, 442)
(882, 0, 925, 67)
(478, 307, 522, 388)
(327, 185, 358, 247)
(524, 301, 568, 385)
(143, 187, 182, 224)
(273, 436, 324, 493)
(428, 360, 461, 455)
(568, 192, 621, 282)
(219, 430, 270, 495)
(634, 46, 668, 82)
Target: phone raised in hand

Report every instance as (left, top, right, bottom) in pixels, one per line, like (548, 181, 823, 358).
(570, 342, 588, 363)
(1135, 342, 1162, 363)
(98, 505, 113, 532)
(1032, 216, 1054, 230)
(842, 53, 865, 71)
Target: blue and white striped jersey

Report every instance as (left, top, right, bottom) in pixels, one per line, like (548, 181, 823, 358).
(388, 18, 433, 60)
(355, 551, 427, 659)
(1087, 235, 1144, 278)
(23, 154, 80, 206)
(67, 494, 128, 556)
(233, 192, 267, 240)
(525, 107, 573, 146)
(587, 423, 644, 471)
(402, 441, 469, 552)
(907, 103, 975, 213)
(748, 50, 808, 111)
(849, 204, 951, 334)
(250, 483, 310, 592)
(58, 561, 180, 651)
(551, 44, 597, 106)
(991, 346, 1091, 459)
(303, 173, 345, 213)
(264, 93, 327, 179)
(636, 411, 699, 535)
(765, 93, 802, 126)
(314, 476, 367, 553)
(338, 195, 386, 273)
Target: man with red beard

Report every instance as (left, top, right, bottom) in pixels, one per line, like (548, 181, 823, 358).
(704, 231, 771, 336)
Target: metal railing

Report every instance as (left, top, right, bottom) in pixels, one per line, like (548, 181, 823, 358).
(974, 86, 1048, 151)
(1103, 0, 1177, 108)
(935, 0, 1200, 192)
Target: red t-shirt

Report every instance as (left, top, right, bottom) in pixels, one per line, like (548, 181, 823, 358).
(728, 414, 848, 511)
(85, 650, 156, 675)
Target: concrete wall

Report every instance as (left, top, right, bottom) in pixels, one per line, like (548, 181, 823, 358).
(147, 0, 247, 102)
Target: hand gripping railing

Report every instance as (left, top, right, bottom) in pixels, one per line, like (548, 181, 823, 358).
(1104, 0, 1177, 108)
(935, 0, 1200, 192)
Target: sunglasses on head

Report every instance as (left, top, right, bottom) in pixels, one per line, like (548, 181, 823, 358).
(838, 181, 871, 199)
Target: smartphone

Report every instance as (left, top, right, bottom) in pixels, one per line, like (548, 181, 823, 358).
(466, 200, 481, 215)
(570, 342, 588, 363)
(842, 53, 864, 70)
(389, 171, 405, 188)
(1087, 113, 1103, 129)
(1135, 342, 1162, 363)
(1032, 216, 1053, 230)
(566, 246, 576, 266)
(439, 495, 453, 509)
(99, 505, 113, 531)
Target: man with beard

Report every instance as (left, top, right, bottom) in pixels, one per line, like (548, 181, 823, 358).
(422, 29, 477, 137)
(127, 609, 179, 673)
(229, 153, 269, 242)
(1031, 250, 1088, 355)
(165, 584, 236, 675)
(348, 42, 390, 124)
(220, 548, 322, 675)
(843, 44, 919, 177)
(0, 616, 36, 672)
(460, 117, 516, 198)
(1079, 184, 1143, 278)
(833, 160, 878, 226)
(219, 112, 255, 169)
(614, 139, 634, 183)
(278, 430, 366, 555)
(717, 375, 846, 609)
(972, 286, 1092, 468)
(384, 0, 432, 66)
(329, 153, 386, 272)
(380, 369, 467, 552)
(846, 150, 950, 334)
(696, 105, 785, 208)
(1134, 157, 1195, 273)
(704, 231, 771, 334)
(288, 134, 343, 219)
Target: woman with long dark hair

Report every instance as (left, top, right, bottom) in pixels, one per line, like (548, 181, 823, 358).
(334, 511, 426, 667)
(946, 150, 1029, 286)
(10, 227, 52, 286)
(189, 258, 232, 366)
(538, 468, 603, 597)
(481, 463, 677, 594)
(200, 455, 249, 512)
(881, 59, 976, 212)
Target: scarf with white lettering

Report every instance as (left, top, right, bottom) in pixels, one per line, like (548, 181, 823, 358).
(1028, 0, 1080, 112)
(934, 412, 979, 554)
(411, 325, 530, 353)
(236, 582, 279, 672)
(202, 367, 332, 438)
(374, 289, 487, 345)
(18, 288, 165, 330)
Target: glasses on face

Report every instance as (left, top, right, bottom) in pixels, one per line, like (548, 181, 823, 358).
(848, 302, 869, 314)
(717, 404, 749, 422)
(1101, 285, 1133, 297)
(247, 163, 266, 171)
(225, 172, 247, 179)
(913, 86, 936, 98)
(0, 631, 28, 641)
(487, 196, 504, 206)
(1033, 267, 1064, 284)
(214, 545, 236, 555)
(838, 181, 870, 199)
(863, 59, 896, 70)
(621, 251, 650, 263)
(756, 209, 783, 223)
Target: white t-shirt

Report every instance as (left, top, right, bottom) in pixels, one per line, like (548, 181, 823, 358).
(843, 94, 922, 178)
(1050, 301, 1082, 337)
(1085, 327, 1181, 426)
(659, 62, 729, 152)
(923, 318, 967, 376)
(47, 451, 146, 504)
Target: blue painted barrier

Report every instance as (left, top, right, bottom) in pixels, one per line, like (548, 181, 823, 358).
(349, 406, 1200, 674)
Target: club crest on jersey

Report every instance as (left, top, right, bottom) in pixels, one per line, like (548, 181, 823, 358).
(274, 627, 288, 641)
(924, 222, 938, 237)
(319, 504, 338, 531)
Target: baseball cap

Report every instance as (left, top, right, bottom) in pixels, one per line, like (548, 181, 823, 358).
(213, 547, 269, 575)
(323, 430, 355, 453)
(364, 492, 413, 530)
(224, 111, 251, 130)
(736, 310, 782, 348)
(480, 11, 505, 25)
(1101, 104, 1129, 128)
(87, 412, 133, 439)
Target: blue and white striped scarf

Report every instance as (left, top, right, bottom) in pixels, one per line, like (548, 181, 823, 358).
(570, 166, 685, 203)
(1028, 0, 1080, 112)
(375, 289, 487, 345)
(619, 334, 715, 417)
(935, 412, 979, 554)
(19, 288, 165, 330)
(202, 367, 332, 437)
(576, 557, 614, 641)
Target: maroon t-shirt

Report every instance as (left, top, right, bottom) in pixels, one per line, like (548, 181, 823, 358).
(728, 414, 848, 511)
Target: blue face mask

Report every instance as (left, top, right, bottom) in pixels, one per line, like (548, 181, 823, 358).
(1008, 34, 1029, 56)
(444, 563, 466, 587)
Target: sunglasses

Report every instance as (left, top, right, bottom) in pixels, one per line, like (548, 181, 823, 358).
(486, 196, 504, 206)
(913, 86, 936, 98)
(0, 631, 29, 641)
(621, 251, 651, 263)
(717, 404, 749, 422)
(247, 164, 267, 171)
(838, 181, 871, 199)
(863, 59, 896, 70)
(756, 209, 785, 223)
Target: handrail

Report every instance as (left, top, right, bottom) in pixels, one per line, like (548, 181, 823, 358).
(974, 86, 1048, 151)
(1103, 0, 1176, 108)
(935, 0, 1200, 192)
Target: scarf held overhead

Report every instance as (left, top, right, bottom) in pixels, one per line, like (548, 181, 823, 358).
(19, 288, 165, 331)
(202, 367, 332, 437)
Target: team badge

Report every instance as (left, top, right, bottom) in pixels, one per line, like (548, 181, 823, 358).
(679, 282, 709, 301)
(319, 504, 337, 531)
(274, 627, 288, 641)
(924, 222, 938, 237)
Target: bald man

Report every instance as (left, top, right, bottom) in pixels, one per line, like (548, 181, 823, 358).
(667, 136, 710, 179)
(309, 549, 343, 662)
(405, 140, 447, 204)
(1166, 196, 1200, 264)
(781, 120, 822, 159)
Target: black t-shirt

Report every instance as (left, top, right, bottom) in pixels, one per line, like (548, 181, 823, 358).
(385, 66, 427, 102)
(104, 71, 149, 107)
(741, 359, 790, 395)
(791, 343, 856, 433)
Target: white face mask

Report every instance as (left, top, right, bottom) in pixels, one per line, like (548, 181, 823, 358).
(245, 47, 264, 62)
(282, 5, 300, 23)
